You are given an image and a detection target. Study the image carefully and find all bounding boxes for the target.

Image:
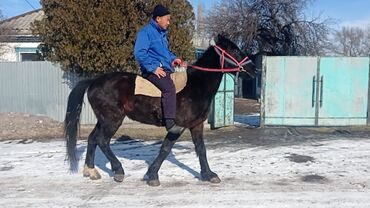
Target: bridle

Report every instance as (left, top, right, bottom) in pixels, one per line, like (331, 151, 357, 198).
(188, 42, 251, 73)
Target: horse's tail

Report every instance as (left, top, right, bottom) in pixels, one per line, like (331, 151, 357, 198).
(64, 79, 94, 171)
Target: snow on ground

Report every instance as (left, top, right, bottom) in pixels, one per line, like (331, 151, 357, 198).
(1, 135, 370, 208)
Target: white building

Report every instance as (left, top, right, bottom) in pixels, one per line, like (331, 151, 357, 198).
(0, 9, 43, 62)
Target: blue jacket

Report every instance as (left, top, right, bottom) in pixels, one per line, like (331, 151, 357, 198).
(134, 19, 177, 74)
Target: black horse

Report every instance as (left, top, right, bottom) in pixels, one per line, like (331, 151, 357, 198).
(64, 34, 255, 186)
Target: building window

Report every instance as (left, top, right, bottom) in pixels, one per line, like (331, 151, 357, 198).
(15, 47, 42, 62)
(20, 53, 42, 61)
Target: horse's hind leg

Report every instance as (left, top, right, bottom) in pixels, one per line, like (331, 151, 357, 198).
(96, 119, 125, 182)
(190, 123, 221, 183)
(146, 131, 184, 186)
(83, 123, 101, 180)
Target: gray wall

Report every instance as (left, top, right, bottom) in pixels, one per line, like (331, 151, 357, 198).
(0, 61, 96, 124)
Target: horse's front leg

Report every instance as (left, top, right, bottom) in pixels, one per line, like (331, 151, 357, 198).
(146, 131, 183, 186)
(190, 122, 221, 183)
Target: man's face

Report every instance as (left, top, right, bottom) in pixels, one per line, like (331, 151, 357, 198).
(156, 15, 171, 30)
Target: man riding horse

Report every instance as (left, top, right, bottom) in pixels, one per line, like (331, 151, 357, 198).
(134, 4, 186, 134)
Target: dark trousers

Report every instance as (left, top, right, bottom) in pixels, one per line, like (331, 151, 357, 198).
(146, 72, 176, 119)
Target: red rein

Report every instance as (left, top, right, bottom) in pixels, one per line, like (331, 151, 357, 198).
(188, 45, 250, 73)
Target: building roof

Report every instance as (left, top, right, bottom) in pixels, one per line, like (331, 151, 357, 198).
(0, 9, 44, 35)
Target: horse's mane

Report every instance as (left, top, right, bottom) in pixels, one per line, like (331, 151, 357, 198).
(192, 35, 239, 66)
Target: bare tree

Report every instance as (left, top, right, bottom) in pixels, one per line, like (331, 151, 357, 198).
(366, 26, 370, 56)
(0, 9, 7, 58)
(331, 26, 370, 56)
(206, 0, 331, 56)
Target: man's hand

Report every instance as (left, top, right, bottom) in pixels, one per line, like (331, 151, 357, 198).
(171, 58, 182, 67)
(179, 61, 187, 68)
(154, 67, 166, 78)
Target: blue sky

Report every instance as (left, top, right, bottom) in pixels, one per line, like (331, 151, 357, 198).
(308, 0, 370, 28)
(1, 0, 370, 28)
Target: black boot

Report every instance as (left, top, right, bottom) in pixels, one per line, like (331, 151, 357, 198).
(165, 119, 184, 134)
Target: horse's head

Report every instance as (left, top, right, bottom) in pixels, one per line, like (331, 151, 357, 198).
(212, 34, 257, 78)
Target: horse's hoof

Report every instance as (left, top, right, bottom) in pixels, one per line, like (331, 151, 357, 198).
(89, 173, 102, 180)
(83, 165, 101, 180)
(147, 179, 160, 187)
(209, 176, 221, 183)
(114, 174, 125, 182)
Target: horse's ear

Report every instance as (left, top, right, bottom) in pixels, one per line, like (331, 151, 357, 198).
(210, 34, 223, 45)
(211, 34, 229, 46)
(214, 34, 227, 44)
(217, 34, 224, 41)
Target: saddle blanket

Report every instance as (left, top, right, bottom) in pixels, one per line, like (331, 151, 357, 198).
(134, 72, 187, 97)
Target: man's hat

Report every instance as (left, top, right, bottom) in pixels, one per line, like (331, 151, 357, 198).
(152, 4, 170, 19)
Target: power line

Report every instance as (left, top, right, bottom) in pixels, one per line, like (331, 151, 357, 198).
(24, 0, 36, 10)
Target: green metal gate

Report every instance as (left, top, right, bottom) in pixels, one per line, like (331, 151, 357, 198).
(261, 56, 370, 126)
(208, 73, 235, 129)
